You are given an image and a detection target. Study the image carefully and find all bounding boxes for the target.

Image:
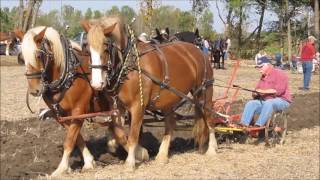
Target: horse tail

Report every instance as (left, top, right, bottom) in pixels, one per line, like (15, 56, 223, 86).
(192, 107, 209, 153)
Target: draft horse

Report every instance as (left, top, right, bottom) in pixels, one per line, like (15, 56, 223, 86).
(81, 16, 218, 169)
(14, 26, 135, 176)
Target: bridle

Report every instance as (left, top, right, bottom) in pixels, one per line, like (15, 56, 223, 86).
(25, 38, 53, 82)
(88, 32, 134, 92)
(25, 35, 90, 117)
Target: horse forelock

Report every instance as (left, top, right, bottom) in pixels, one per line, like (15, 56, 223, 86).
(87, 25, 106, 52)
(21, 26, 65, 69)
(88, 16, 127, 51)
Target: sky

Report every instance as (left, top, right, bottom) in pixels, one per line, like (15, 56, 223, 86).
(1, 0, 278, 33)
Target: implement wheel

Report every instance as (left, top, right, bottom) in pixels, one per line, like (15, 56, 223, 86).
(265, 111, 288, 147)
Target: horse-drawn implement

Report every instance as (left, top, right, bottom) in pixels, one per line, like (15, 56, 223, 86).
(16, 16, 287, 176)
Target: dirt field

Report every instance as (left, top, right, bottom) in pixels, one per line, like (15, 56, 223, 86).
(1, 56, 319, 179)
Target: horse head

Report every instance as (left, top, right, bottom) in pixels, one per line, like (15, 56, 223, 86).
(15, 26, 64, 96)
(152, 27, 170, 43)
(81, 16, 126, 90)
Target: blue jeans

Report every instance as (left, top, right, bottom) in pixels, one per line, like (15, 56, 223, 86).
(240, 98, 290, 126)
(302, 61, 313, 89)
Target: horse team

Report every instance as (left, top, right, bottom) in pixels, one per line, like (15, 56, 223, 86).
(14, 15, 219, 176)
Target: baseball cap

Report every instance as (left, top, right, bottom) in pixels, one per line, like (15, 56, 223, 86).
(308, 35, 317, 41)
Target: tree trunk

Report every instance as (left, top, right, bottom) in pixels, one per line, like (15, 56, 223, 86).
(237, 1, 243, 55)
(18, 0, 24, 29)
(226, 7, 232, 38)
(22, 0, 35, 32)
(31, 0, 42, 28)
(256, 0, 266, 51)
(279, 1, 284, 58)
(286, 0, 291, 64)
(315, 0, 319, 51)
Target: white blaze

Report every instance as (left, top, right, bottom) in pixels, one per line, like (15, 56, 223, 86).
(90, 47, 106, 90)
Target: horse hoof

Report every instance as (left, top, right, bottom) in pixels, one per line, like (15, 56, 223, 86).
(82, 161, 96, 171)
(51, 167, 71, 177)
(155, 155, 169, 164)
(136, 147, 149, 162)
(205, 149, 217, 156)
(125, 160, 136, 171)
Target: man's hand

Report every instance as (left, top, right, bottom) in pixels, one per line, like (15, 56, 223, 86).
(255, 88, 276, 95)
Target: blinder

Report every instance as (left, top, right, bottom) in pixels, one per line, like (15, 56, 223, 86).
(25, 38, 53, 82)
(88, 37, 119, 71)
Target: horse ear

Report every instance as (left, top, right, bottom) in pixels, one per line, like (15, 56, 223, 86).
(155, 28, 160, 36)
(81, 19, 91, 33)
(14, 28, 24, 41)
(165, 27, 169, 36)
(103, 23, 117, 35)
(34, 27, 47, 44)
(195, 28, 199, 37)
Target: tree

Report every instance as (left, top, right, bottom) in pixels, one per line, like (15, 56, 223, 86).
(106, 6, 120, 16)
(18, 0, 24, 29)
(120, 6, 136, 24)
(84, 8, 92, 19)
(191, 0, 209, 28)
(313, 0, 319, 51)
(177, 11, 195, 32)
(199, 9, 215, 39)
(93, 10, 102, 18)
(255, 0, 267, 51)
(31, 0, 42, 28)
(22, 0, 36, 31)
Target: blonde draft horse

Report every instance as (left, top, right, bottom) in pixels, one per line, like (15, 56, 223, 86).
(81, 16, 218, 170)
(14, 26, 130, 176)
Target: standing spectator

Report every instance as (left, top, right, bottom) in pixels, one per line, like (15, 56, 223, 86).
(274, 52, 282, 67)
(255, 50, 268, 66)
(202, 38, 210, 55)
(299, 35, 317, 91)
(225, 37, 231, 60)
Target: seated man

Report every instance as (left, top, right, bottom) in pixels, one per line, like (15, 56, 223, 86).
(240, 63, 292, 127)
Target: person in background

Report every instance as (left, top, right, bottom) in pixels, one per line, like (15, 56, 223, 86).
(202, 37, 210, 55)
(274, 52, 282, 67)
(299, 35, 317, 91)
(138, 32, 150, 43)
(225, 37, 231, 61)
(237, 63, 292, 127)
(255, 50, 268, 66)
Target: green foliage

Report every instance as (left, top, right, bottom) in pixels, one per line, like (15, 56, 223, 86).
(177, 11, 195, 32)
(106, 6, 120, 16)
(84, 8, 92, 19)
(93, 10, 102, 18)
(0, 7, 16, 32)
(120, 6, 136, 24)
(36, 10, 62, 30)
(199, 9, 215, 39)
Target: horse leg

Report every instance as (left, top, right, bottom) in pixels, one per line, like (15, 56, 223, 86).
(5, 41, 10, 56)
(76, 133, 95, 171)
(201, 87, 218, 156)
(125, 103, 145, 170)
(51, 121, 83, 176)
(108, 114, 149, 162)
(221, 52, 225, 69)
(155, 112, 175, 164)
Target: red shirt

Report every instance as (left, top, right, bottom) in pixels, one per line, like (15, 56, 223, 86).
(256, 68, 292, 103)
(300, 42, 316, 61)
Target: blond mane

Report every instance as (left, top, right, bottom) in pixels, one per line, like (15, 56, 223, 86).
(21, 26, 64, 69)
(87, 16, 127, 52)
